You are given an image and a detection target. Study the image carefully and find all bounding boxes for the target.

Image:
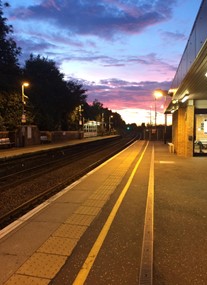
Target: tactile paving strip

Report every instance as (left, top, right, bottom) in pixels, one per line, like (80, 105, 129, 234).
(37, 236, 77, 256)
(17, 252, 66, 279)
(82, 199, 106, 208)
(75, 205, 100, 216)
(89, 191, 111, 201)
(3, 274, 50, 285)
(53, 224, 87, 239)
(65, 213, 95, 226)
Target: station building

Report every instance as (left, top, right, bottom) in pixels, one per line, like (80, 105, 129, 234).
(165, 0, 207, 156)
(83, 120, 101, 137)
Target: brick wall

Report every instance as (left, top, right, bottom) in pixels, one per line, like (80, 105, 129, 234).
(172, 105, 194, 156)
(177, 108, 186, 156)
(185, 105, 194, 156)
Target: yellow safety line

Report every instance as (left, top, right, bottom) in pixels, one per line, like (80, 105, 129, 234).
(139, 145, 154, 285)
(72, 141, 149, 285)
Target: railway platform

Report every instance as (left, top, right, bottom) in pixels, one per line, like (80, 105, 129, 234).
(0, 135, 117, 160)
(0, 140, 207, 285)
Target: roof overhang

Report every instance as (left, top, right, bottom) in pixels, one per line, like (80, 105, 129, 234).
(165, 39, 207, 114)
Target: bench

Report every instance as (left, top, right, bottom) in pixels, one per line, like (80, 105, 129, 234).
(194, 140, 207, 153)
(40, 135, 51, 144)
(199, 139, 207, 147)
(0, 137, 14, 148)
(168, 142, 174, 153)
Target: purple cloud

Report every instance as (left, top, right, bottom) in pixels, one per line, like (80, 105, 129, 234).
(10, 0, 177, 39)
(161, 31, 187, 41)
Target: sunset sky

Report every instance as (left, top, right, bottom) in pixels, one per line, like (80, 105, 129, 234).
(4, 0, 202, 125)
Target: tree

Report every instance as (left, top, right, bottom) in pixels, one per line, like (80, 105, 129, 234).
(88, 99, 104, 121)
(0, 1, 22, 130)
(62, 80, 87, 130)
(111, 112, 125, 131)
(24, 55, 87, 130)
(0, 91, 22, 130)
(0, 1, 21, 92)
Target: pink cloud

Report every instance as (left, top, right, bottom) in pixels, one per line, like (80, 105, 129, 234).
(82, 78, 171, 113)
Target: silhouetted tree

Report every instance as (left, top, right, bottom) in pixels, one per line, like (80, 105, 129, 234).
(0, 1, 21, 92)
(88, 99, 104, 121)
(111, 112, 125, 132)
(0, 1, 22, 130)
(24, 54, 87, 130)
(62, 80, 87, 130)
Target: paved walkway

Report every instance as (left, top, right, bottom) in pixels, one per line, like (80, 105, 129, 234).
(0, 141, 206, 284)
(154, 142, 207, 284)
(0, 140, 146, 285)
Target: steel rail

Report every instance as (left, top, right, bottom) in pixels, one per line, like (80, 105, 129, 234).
(0, 136, 123, 191)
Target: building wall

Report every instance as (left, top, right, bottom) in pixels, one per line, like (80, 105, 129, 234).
(172, 111, 178, 153)
(177, 108, 186, 156)
(186, 105, 194, 156)
(169, 0, 207, 157)
(172, 105, 194, 156)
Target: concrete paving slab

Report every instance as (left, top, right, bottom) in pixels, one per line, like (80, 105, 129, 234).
(0, 255, 25, 285)
(32, 202, 78, 223)
(55, 189, 93, 204)
(0, 221, 58, 256)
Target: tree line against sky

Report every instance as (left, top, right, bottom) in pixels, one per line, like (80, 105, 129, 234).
(0, 1, 126, 132)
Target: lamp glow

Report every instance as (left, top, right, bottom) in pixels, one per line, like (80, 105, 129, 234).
(181, 94, 189, 103)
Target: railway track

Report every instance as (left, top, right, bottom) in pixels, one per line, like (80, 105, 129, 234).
(0, 136, 137, 229)
(0, 136, 121, 190)
(0, 136, 120, 179)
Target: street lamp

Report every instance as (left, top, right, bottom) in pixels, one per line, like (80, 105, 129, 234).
(78, 104, 84, 138)
(109, 115, 113, 134)
(101, 112, 104, 135)
(153, 90, 163, 127)
(21, 82, 29, 147)
(153, 89, 168, 143)
(21, 82, 29, 123)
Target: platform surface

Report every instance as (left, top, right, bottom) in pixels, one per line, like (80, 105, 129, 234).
(0, 140, 207, 285)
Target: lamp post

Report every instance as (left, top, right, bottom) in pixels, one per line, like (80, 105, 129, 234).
(21, 82, 29, 124)
(153, 89, 168, 143)
(154, 90, 163, 127)
(78, 104, 84, 139)
(101, 112, 104, 135)
(21, 82, 29, 147)
(109, 115, 113, 134)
